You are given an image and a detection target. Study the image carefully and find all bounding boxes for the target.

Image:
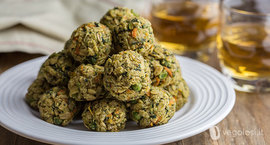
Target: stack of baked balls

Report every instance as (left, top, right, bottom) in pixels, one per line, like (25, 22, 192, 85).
(25, 7, 190, 132)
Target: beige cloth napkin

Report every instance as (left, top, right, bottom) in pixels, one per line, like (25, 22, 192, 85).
(0, 0, 150, 55)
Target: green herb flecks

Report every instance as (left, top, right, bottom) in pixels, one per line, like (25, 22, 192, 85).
(89, 122, 97, 130)
(132, 112, 141, 121)
(161, 60, 171, 68)
(159, 71, 168, 80)
(54, 117, 63, 125)
(85, 55, 97, 64)
(132, 83, 142, 92)
(128, 23, 134, 30)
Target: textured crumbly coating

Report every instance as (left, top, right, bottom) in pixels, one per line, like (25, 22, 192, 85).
(129, 87, 176, 128)
(39, 51, 74, 85)
(100, 7, 137, 30)
(145, 45, 182, 87)
(38, 87, 78, 126)
(103, 50, 151, 101)
(113, 17, 155, 56)
(66, 22, 113, 65)
(68, 64, 106, 101)
(82, 99, 127, 132)
(25, 78, 51, 110)
(165, 74, 190, 111)
(25, 6, 190, 130)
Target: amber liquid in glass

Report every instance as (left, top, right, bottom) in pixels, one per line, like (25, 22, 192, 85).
(218, 23, 270, 80)
(150, 1, 219, 60)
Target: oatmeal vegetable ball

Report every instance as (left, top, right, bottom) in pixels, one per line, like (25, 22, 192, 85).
(38, 87, 78, 126)
(82, 99, 127, 132)
(100, 7, 138, 30)
(103, 50, 151, 101)
(146, 45, 182, 87)
(68, 64, 105, 101)
(66, 22, 112, 65)
(25, 78, 51, 110)
(39, 51, 74, 85)
(165, 75, 190, 111)
(129, 87, 176, 128)
(113, 17, 155, 56)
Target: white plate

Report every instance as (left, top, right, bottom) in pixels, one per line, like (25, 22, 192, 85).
(0, 56, 235, 145)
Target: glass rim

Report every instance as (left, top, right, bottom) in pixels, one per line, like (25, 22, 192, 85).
(224, 3, 270, 17)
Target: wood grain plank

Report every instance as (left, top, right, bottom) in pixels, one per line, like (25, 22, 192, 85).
(0, 52, 43, 73)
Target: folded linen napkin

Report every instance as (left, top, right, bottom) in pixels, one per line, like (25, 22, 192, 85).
(0, 0, 150, 55)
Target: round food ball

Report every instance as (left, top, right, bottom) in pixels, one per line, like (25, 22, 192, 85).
(103, 50, 151, 101)
(82, 99, 127, 132)
(129, 87, 176, 128)
(100, 7, 138, 30)
(114, 17, 155, 56)
(165, 75, 190, 111)
(25, 78, 51, 110)
(68, 64, 105, 101)
(146, 45, 181, 87)
(38, 87, 78, 126)
(39, 51, 74, 85)
(66, 22, 112, 65)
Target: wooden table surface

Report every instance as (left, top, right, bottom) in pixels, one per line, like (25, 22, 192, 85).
(0, 52, 269, 145)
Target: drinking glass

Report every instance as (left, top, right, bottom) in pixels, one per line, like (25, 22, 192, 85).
(150, 0, 219, 62)
(218, 0, 270, 92)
